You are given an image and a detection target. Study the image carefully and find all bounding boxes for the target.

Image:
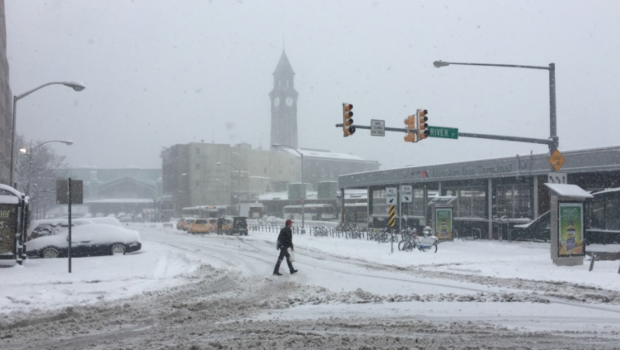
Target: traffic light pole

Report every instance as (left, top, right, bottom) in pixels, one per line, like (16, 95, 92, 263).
(336, 123, 555, 147)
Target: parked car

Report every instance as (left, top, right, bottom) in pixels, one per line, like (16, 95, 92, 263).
(88, 217, 123, 227)
(227, 216, 248, 236)
(183, 218, 195, 231)
(26, 223, 142, 258)
(188, 219, 210, 234)
(27, 218, 95, 241)
(176, 218, 186, 230)
(512, 211, 550, 242)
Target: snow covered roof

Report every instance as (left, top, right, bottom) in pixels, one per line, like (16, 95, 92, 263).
(0, 195, 19, 204)
(256, 189, 367, 201)
(427, 195, 457, 206)
(543, 184, 593, 198)
(591, 187, 620, 196)
(0, 184, 23, 198)
(280, 147, 367, 161)
(85, 198, 154, 203)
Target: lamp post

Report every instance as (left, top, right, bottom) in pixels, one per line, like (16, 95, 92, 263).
(20, 140, 73, 196)
(272, 143, 305, 231)
(216, 162, 241, 213)
(432, 60, 558, 154)
(10, 81, 85, 186)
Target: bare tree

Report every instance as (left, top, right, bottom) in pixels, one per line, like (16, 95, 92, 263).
(14, 135, 70, 219)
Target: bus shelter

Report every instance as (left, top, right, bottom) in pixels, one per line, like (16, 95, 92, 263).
(0, 184, 28, 267)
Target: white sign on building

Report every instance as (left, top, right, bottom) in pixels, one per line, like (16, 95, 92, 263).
(401, 185, 412, 203)
(386, 187, 397, 205)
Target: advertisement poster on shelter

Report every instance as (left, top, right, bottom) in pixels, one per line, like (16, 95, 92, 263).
(0, 204, 17, 256)
(435, 208, 453, 240)
(558, 203, 585, 257)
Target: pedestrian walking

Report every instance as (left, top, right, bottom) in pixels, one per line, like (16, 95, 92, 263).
(273, 219, 298, 276)
(217, 217, 223, 235)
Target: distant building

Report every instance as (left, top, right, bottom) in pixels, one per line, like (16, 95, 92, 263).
(270, 51, 299, 149)
(0, 0, 12, 184)
(161, 51, 379, 217)
(49, 167, 162, 219)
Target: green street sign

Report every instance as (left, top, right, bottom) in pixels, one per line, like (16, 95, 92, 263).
(428, 126, 458, 139)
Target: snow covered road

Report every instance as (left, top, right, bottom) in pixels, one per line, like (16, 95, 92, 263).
(2, 223, 620, 349)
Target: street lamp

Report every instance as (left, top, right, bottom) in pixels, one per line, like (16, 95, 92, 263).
(20, 140, 73, 196)
(216, 162, 241, 212)
(272, 143, 306, 231)
(10, 81, 85, 186)
(432, 60, 558, 154)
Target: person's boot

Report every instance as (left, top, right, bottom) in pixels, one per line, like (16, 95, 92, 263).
(287, 260, 297, 274)
(273, 260, 282, 276)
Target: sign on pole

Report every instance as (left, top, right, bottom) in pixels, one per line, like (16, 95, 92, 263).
(388, 205, 396, 227)
(370, 119, 385, 137)
(56, 180, 84, 204)
(385, 187, 397, 205)
(400, 185, 412, 203)
(428, 126, 458, 139)
(547, 172, 567, 184)
(548, 149, 566, 172)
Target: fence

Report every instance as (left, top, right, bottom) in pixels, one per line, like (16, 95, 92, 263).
(248, 223, 410, 242)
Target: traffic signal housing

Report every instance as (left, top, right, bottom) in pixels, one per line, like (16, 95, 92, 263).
(404, 115, 416, 142)
(417, 109, 429, 140)
(342, 103, 355, 136)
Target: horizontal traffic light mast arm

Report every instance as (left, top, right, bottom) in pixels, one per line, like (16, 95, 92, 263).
(451, 132, 555, 145)
(335, 123, 416, 133)
(335, 123, 554, 145)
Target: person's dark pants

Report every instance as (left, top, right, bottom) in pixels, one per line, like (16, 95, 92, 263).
(273, 248, 295, 273)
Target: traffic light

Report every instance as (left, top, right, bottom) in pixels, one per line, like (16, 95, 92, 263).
(404, 115, 416, 142)
(342, 103, 355, 136)
(417, 109, 430, 140)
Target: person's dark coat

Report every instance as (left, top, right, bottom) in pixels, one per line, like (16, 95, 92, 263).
(277, 226, 294, 250)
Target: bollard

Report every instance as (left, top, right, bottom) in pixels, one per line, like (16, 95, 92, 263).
(589, 254, 596, 272)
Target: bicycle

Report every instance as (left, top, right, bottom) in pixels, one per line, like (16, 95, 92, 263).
(376, 228, 392, 243)
(313, 226, 328, 237)
(399, 229, 438, 253)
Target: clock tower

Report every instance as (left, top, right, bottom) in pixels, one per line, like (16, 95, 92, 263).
(269, 51, 299, 149)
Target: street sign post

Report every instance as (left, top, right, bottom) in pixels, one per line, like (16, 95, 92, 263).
(428, 126, 458, 139)
(370, 119, 385, 137)
(548, 172, 567, 184)
(548, 149, 566, 172)
(385, 187, 397, 205)
(400, 185, 412, 203)
(400, 185, 412, 231)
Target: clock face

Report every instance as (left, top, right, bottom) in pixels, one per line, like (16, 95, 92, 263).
(273, 97, 280, 107)
(285, 96, 294, 106)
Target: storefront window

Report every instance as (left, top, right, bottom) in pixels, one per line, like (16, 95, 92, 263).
(496, 184, 532, 219)
(445, 186, 486, 218)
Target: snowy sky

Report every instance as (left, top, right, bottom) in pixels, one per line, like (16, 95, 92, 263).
(5, 0, 620, 170)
